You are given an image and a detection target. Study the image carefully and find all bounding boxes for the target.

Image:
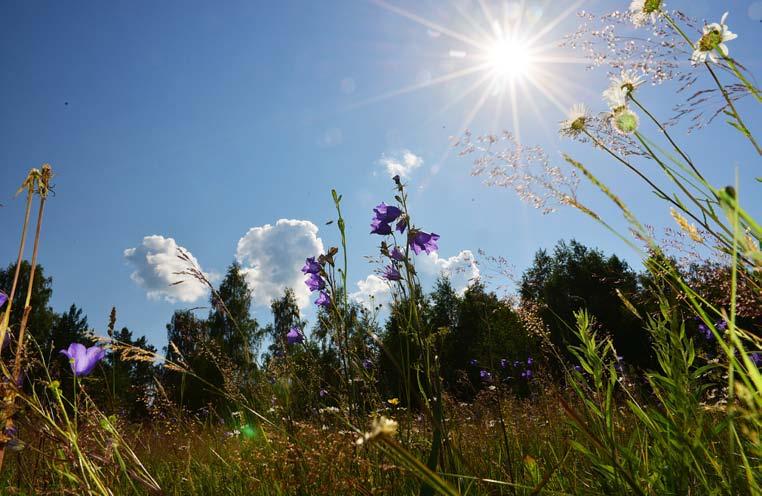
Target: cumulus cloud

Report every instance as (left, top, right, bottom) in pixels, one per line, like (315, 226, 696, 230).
(378, 150, 423, 178)
(351, 250, 480, 311)
(417, 250, 481, 294)
(350, 274, 392, 310)
(236, 219, 324, 309)
(124, 235, 210, 303)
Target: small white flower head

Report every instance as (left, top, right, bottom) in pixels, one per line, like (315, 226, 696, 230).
(603, 70, 645, 107)
(610, 107, 640, 134)
(356, 416, 398, 445)
(559, 104, 590, 137)
(629, 0, 664, 27)
(691, 12, 738, 65)
(603, 86, 629, 111)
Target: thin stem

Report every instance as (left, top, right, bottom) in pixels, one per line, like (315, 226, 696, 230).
(633, 131, 732, 240)
(12, 195, 47, 382)
(628, 95, 704, 181)
(583, 129, 737, 257)
(704, 62, 761, 155)
(0, 188, 34, 350)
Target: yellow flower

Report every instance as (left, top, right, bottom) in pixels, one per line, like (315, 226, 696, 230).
(387, 398, 400, 406)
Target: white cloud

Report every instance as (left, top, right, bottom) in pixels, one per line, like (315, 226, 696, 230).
(350, 274, 392, 310)
(235, 219, 324, 309)
(378, 150, 423, 178)
(124, 235, 210, 303)
(350, 250, 480, 311)
(417, 250, 481, 294)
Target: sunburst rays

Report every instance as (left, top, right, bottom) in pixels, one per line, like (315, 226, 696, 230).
(359, 0, 588, 143)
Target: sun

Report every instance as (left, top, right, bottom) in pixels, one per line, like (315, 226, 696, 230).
(361, 0, 588, 144)
(485, 38, 532, 82)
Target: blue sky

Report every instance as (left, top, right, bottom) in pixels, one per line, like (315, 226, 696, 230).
(1, 0, 760, 348)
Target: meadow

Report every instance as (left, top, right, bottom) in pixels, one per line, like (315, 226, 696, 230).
(0, 2, 761, 495)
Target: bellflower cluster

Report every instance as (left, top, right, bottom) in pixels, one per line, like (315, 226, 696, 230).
(520, 356, 534, 381)
(303, 256, 331, 308)
(698, 322, 714, 341)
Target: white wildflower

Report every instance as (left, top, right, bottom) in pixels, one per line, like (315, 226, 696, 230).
(691, 12, 737, 65)
(559, 104, 590, 137)
(355, 416, 398, 445)
(629, 0, 664, 27)
(603, 70, 645, 107)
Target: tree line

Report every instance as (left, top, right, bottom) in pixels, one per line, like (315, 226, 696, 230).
(1, 239, 758, 420)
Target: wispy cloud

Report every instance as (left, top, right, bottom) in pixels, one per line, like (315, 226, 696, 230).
(377, 150, 423, 178)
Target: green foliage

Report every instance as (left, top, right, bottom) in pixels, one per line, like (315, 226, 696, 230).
(520, 240, 650, 369)
(0, 261, 56, 349)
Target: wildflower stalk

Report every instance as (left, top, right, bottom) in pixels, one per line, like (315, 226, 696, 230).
(331, 189, 356, 416)
(391, 180, 451, 495)
(0, 170, 37, 351)
(663, 12, 760, 155)
(704, 62, 761, 155)
(0, 164, 51, 472)
(11, 178, 49, 382)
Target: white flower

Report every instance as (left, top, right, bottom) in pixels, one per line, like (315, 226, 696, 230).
(691, 12, 738, 65)
(355, 416, 398, 445)
(610, 107, 640, 134)
(559, 104, 589, 137)
(603, 70, 645, 107)
(629, 0, 664, 27)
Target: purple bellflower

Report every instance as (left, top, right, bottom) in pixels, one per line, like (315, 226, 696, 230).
(479, 370, 492, 382)
(382, 265, 402, 281)
(390, 246, 405, 262)
(362, 358, 373, 370)
(409, 231, 440, 255)
(370, 218, 393, 235)
(301, 257, 321, 275)
(395, 217, 407, 234)
(469, 358, 478, 367)
(698, 323, 713, 340)
(499, 358, 508, 369)
(0, 291, 8, 309)
(373, 203, 402, 223)
(315, 291, 331, 308)
(750, 353, 761, 367)
(287, 326, 304, 345)
(305, 273, 325, 292)
(60, 343, 105, 377)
